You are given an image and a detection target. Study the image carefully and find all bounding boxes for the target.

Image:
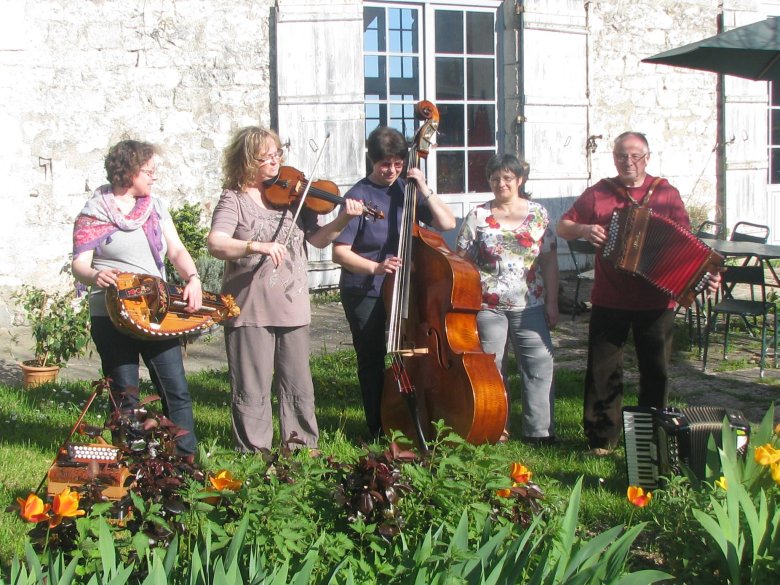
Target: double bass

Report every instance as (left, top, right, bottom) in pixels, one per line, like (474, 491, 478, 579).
(380, 101, 508, 450)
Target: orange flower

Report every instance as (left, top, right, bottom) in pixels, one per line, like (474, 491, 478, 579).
(715, 476, 728, 491)
(771, 463, 780, 486)
(49, 487, 85, 527)
(627, 485, 652, 507)
(496, 487, 512, 498)
(510, 462, 532, 484)
(16, 493, 50, 523)
(754, 444, 780, 467)
(209, 470, 243, 492)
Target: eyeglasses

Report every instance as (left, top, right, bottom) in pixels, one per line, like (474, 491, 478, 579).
(378, 160, 404, 171)
(613, 153, 649, 162)
(489, 174, 518, 185)
(139, 168, 157, 179)
(253, 149, 284, 164)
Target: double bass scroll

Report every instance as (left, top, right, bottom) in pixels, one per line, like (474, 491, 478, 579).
(380, 100, 508, 449)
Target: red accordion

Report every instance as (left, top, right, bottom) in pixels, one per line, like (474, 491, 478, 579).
(602, 206, 724, 308)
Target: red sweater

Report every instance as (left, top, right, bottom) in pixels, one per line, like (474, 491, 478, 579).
(561, 175, 690, 310)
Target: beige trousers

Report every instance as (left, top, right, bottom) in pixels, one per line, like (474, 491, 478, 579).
(225, 324, 319, 451)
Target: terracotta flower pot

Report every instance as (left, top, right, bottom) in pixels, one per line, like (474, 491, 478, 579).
(19, 360, 60, 389)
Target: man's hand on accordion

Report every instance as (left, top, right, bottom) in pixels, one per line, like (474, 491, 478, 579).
(706, 268, 723, 295)
(580, 223, 606, 248)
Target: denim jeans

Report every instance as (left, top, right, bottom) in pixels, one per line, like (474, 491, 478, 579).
(90, 316, 197, 455)
(476, 306, 555, 438)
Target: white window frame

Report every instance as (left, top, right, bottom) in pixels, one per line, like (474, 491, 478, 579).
(364, 0, 502, 195)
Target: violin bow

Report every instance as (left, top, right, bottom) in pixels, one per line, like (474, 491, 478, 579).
(281, 133, 331, 247)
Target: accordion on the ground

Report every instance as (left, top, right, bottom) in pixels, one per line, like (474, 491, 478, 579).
(622, 406, 750, 490)
(106, 272, 240, 339)
(602, 206, 724, 308)
(48, 437, 130, 500)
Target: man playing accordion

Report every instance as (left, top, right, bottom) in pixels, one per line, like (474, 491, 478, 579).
(556, 131, 720, 456)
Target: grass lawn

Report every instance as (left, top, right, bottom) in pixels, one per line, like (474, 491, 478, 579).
(0, 347, 655, 570)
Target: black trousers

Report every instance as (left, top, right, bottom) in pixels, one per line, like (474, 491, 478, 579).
(583, 306, 674, 450)
(340, 292, 387, 438)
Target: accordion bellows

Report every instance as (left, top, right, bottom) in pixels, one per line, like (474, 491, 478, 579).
(602, 207, 724, 308)
(622, 405, 750, 490)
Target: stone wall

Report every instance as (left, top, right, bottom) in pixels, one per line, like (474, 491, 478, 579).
(1, 0, 776, 328)
(0, 0, 274, 326)
(586, 0, 721, 219)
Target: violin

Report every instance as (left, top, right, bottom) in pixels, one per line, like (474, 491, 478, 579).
(264, 166, 384, 220)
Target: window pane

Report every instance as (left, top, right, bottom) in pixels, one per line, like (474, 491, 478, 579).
(468, 151, 493, 192)
(772, 82, 780, 106)
(365, 104, 385, 137)
(438, 104, 464, 147)
(364, 55, 387, 99)
(389, 8, 418, 53)
(436, 57, 464, 100)
(364, 7, 385, 52)
(390, 103, 417, 139)
(468, 104, 494, 146)
(467, 57, 495, 100)
(772, 109, 780, 146)
(435, 11, 463, 53)
(466, 12, 493, 55)
(437, 151, 465, 194)
(389, 56, 419, 100)
(771, 148, 780, 184)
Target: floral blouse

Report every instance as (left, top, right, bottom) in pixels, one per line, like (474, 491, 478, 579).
(456, 200, 556, 310)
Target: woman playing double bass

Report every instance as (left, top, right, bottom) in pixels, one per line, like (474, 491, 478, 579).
(332, 126, 456, 440)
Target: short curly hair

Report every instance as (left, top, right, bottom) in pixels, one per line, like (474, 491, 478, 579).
(222, 126, 283, 191)
(104, 140, 158, 189)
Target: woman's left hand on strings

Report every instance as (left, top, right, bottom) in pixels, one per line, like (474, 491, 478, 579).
(342, 197, 365, 218)
(406, 167, 430, 195)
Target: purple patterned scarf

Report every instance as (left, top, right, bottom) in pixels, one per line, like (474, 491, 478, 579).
(73, 184, 165, 277)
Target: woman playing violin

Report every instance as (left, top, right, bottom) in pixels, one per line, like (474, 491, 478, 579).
(207, 126, 363, 453)
(332, 126, 456, 440)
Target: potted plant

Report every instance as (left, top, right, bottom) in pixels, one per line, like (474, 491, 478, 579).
(13, 285, 91, 388)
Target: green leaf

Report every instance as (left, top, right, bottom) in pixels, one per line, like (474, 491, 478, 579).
(611, 570, 675, 585)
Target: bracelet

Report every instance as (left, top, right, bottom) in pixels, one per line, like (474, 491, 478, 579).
(187, 273, 200, 283)
(245, 240, 254, 256)
(424, 190, 434, 200)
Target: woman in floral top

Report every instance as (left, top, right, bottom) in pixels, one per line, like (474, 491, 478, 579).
(456, 153, 559, 444)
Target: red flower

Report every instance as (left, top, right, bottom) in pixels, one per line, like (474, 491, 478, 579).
(627, 485, 652, 507)
(483, 292, 500, 308)
(16, 493, 50, 523)
(514, 232, 535, 248)
(510, 462, 532, 484)
(486, 215, 500, 229)
(49, 487, 85, 527)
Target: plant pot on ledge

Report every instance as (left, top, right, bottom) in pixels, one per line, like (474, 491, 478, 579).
(13, 285, 91, 390)
(19, 360, 60, 389)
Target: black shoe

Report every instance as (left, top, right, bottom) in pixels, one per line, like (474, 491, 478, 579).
(521, 436, 556, 447)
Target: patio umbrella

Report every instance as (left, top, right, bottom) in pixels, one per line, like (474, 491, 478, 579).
(642, 16, 780, 81)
